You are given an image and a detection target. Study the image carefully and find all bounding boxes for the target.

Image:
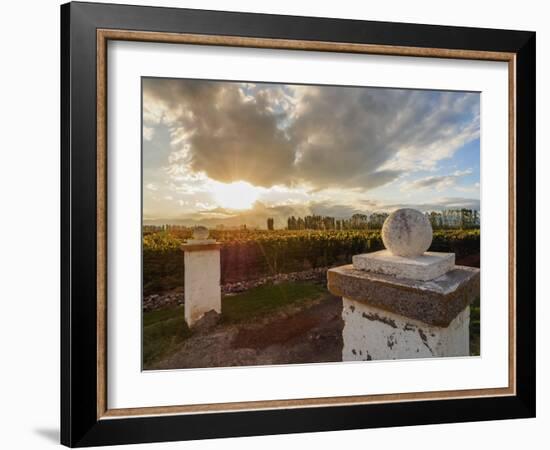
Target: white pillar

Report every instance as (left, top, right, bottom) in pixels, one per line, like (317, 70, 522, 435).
(328, 262, 479, 361)
(328, 208, 479, 361)
(182, 237, 221, 327)
(342, 298, 470, 361)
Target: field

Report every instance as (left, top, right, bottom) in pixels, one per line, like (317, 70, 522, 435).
(143, 228, 480, 295)
(142, 227, 480, 368)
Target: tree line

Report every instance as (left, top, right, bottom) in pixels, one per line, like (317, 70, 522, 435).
(143, 209, 480, 233)
(282, 209, 480, 231)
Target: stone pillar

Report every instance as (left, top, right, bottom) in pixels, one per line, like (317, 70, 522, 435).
(182, 227, 221, 327)
(327, 208, 480, 361)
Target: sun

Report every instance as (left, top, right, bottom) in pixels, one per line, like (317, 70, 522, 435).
(211, 181, 261, 210)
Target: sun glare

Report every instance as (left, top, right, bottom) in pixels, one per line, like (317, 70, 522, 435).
(211, 181, 261, 210)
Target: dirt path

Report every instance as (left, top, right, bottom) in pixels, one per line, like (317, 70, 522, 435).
(151, 294, 343, 370)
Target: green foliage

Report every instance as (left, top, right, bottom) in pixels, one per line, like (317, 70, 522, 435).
(143, 231, 184, 294)
(142, 228, 480, 295)
(142, 231, 182, 251)
(144, 228, 480, 250)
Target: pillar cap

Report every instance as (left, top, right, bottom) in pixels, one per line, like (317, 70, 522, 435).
(327, 264, 479, 327)
(353, 250, 455, 281)
(181, 240, 221, 252)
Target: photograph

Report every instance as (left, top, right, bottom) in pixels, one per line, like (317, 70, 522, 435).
(141, 77, 481, 370)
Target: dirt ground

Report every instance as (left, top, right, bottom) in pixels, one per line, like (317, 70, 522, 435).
(151, 293, 343, 370)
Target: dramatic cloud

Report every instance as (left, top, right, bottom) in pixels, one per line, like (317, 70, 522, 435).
(143, 126, 155, 141)
(402, 169, 473, 191)
(287, 86, 478, 188)
(142, 78, 481, 225)
(143, 79, 295, 187)
(382, 197, 481, 212)
(143, 79, 480, 191)
(148, 201, 314, 229)
(378, 93, 480, 172)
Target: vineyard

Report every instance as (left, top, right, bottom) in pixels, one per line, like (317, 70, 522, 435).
(143, 228, 480, 295)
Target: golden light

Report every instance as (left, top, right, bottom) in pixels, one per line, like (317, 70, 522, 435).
(211, 181, 261, 210)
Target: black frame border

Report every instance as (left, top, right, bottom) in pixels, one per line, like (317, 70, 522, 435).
(61, 2, 536, 447)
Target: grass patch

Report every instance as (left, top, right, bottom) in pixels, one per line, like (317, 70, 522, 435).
(142, 281, 326, 367)
(222, 281, 326, 323)
(143, 305, 184, 327)
(470, 296, 480, 356)
(143, 305, 191, 368)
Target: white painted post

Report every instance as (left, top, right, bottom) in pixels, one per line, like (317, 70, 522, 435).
(341, 299, 470, 360)
(327, 209, 480, 361)
(182, 227, 221, 327)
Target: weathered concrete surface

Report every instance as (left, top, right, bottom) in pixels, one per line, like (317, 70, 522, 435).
(327, 264, 479, 327)
(342, 298, 470, 361)
(353, 249, 455, 281)
(182, 244, 221, 326)
(381, 208, 433, 257)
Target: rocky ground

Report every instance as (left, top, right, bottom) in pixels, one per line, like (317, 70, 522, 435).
(148, 293, 343, 370)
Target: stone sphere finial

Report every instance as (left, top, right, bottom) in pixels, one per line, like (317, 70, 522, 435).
(381, 208, 432, 257)
(192, 226, 210, 240)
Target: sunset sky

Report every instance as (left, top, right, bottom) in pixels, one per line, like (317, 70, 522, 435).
(142, 78, 480, 228)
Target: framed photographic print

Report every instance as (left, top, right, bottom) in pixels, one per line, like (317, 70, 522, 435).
(61, 1, 536, 447)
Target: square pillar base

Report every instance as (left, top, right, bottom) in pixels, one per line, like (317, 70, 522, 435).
(328, 263, 479, 361)
(342, 298, 470, 361)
